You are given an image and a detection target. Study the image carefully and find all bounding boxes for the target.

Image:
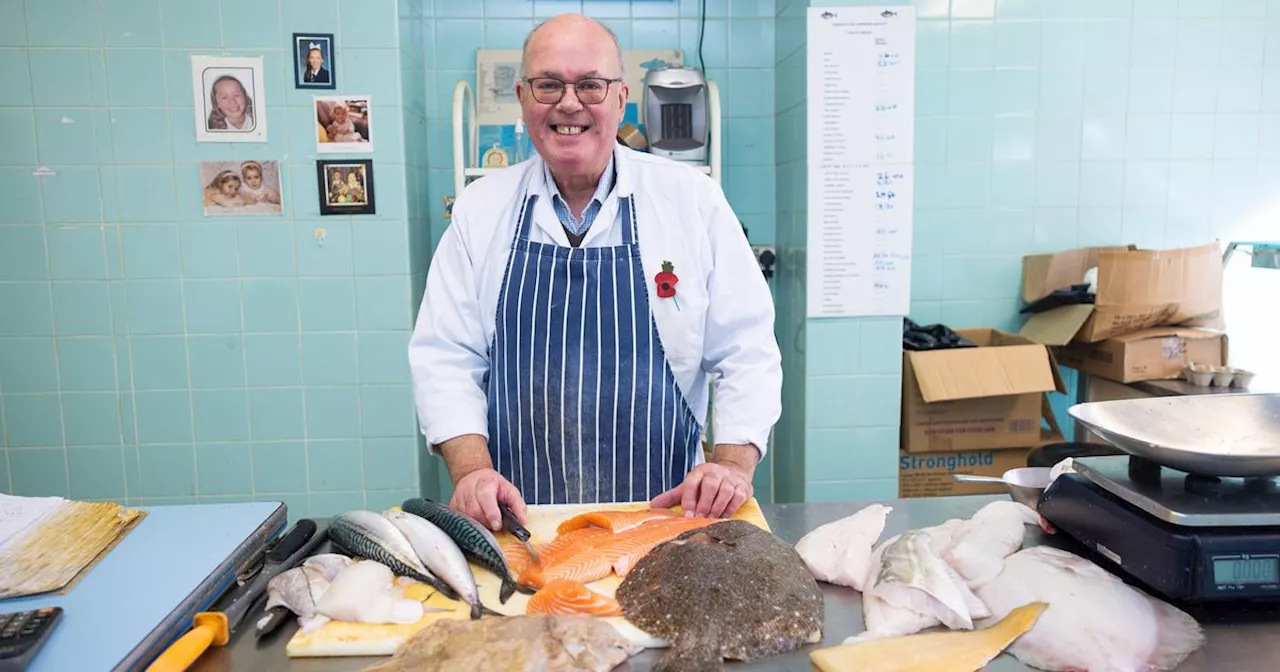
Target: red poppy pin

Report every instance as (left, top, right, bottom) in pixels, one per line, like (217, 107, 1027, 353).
(655, 260, 680, 310)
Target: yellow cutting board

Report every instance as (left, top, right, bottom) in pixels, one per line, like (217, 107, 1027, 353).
(286, 498, 770, 657)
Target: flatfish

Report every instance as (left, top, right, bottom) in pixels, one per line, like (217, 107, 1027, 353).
(615, 519, 824, 672)
(360, 614, 638, 672)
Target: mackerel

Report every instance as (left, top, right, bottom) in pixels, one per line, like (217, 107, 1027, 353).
(384, 510, 490, 620)
(327, 510, 460, 601)
(401, 498, 534, 603)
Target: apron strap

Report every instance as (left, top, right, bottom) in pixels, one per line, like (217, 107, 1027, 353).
(620, 196, 637, 246)
(515, 194, 539, 243)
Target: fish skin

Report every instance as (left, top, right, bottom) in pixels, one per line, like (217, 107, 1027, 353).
(402, 498, 534, 603)
(327, 510, 461, 602)
(383, 509, 488, 620)
(616, 520, 824, 672)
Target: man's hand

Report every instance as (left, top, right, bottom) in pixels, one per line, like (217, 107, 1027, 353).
(450, 468, 527, 532)
(651, 444, 758, 518)
(438, 434, 527, 531)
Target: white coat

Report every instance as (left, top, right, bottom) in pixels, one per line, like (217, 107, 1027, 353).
(409, 143, 782, 461)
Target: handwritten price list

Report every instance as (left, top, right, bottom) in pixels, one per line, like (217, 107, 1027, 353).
(806, 7, 916, 318)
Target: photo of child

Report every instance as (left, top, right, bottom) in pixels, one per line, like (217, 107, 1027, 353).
(316, 159, 375, 215)
(199, 160, 284, 216)
(315, 95, 373, 153)
(191, 56, 268, 143)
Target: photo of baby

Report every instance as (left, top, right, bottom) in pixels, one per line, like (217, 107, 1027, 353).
(315, 95, 373, 153)
(199, 160, 284, 216)
(316, 159, 375, 215)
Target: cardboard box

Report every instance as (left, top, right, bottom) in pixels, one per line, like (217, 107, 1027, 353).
(899, 401, 1067, 498)
(901, 328, 1067, 453)
(1053, 327, 1229, 383)
(1019, 243, 1224, 345)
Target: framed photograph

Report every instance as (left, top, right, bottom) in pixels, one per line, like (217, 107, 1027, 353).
(200, 160, 284, 216)
(293, 33, 335, 89)
(317, 159, 375, 215)
(190, 55, 267, 143)
(315, 95, 373, 153)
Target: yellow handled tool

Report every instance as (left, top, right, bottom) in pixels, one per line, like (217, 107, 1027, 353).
(143, 519, 324, 672)
(144, 612, 229, 672)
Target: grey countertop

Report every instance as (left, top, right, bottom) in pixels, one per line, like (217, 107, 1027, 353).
(191, 496, 1280, 671)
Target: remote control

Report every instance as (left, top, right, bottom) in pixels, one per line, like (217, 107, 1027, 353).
(0, 607, 62, 672)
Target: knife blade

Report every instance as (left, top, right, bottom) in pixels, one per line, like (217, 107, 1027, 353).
(498, 502, 539, 563)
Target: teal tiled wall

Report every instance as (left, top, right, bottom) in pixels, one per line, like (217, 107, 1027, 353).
(1, 0, 783, 512)
(775, 0, 1280, 503)
(0, 0, 425, 519)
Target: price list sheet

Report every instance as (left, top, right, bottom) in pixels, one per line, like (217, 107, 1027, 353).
(806, 7, 915, 318)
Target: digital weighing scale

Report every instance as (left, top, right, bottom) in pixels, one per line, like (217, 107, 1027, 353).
(1041, 393, 1280, 606)
(1040, 455, 1280, 603)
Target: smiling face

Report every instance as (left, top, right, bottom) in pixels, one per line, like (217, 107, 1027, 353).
(331, 104, 348, 124)
(212, 78, 247, 124)
(308, 48, 323, 71)
(517, 16, 627, 180)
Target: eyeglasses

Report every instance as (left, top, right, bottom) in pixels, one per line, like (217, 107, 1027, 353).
(522, 77, 622, 105)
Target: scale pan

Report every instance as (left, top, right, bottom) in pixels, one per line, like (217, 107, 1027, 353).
(1068, 393, 1280, 477)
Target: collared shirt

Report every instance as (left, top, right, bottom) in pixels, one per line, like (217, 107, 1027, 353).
(409, 144, 781, 461)
(544, 154, 616, 245)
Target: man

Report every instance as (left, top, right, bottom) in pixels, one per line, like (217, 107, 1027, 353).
(409, 14, 781, 531)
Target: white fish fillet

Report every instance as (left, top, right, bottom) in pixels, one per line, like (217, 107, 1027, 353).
(847, 530, 989, 643)
(941, 501, 1041, 589)
(303, 553, 353, 580)
(975, 546, 1206, 672)
(316, 560, 427, 626)
(794, 504, 892, 591)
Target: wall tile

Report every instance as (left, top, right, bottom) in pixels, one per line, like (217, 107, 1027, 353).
(8, 449, 68, 497)
(184, 280, 243, 334)
(252, 440, 308, 492)
(0, 339, 58, 393)
(307, 439, 363, 490)
(138, 444, 197, 497)
(192, 389, 249, 442)
(40, 168, 103, 223)
(0, 0, 27, 47)
(360, 385, 414, 437)
(68, 447, 125, 499)
(0, 226, 47, 281)
(62, 392, 122, 446)
(4, 394, 63, 447)
(105, 49, 168, 108)
(57, 337, 116, 391)
(0, 283, 53, 337)
(34, 109, 100, 166)
(102, 0, 163, 47)
(302, 333, 358, 385)
(134, 390, 192, 444)
(196, 442, 253, 495)
(305, 387, 361, 439)
(160, 1, 221, 47)
(245, 334, 303, 387)
(47, 225, 108, 280)
(188, 335, 246, 388)
(115, 167, 178, 222)
(299, 278, 356, 331)
(30, 50, 92, 106)
(248, 388, 305, 441)
(0, 51, 32, 106)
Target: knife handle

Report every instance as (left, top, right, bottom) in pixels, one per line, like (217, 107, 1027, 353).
(498, 503, 530, 542)
(267, 519, 318, 562)
(144, 612, 228, 672)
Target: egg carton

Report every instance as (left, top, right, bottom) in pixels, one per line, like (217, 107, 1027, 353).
(1181, 363, 1256, 388)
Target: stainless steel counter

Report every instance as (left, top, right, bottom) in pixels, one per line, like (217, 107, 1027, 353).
(192, 496, 1280, 671)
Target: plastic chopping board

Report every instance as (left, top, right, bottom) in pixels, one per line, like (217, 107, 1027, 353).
(286, 498, 771, 658)
(1, 501, 286, 672)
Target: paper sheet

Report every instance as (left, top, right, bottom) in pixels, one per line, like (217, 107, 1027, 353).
(0, 493, 66, 553)
(806, 7, 916, 318)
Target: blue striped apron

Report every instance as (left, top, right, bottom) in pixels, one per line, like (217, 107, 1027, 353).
(485, 191, 702, 505)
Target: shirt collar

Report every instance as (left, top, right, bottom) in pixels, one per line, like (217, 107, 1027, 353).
(543, 154, 616, 212)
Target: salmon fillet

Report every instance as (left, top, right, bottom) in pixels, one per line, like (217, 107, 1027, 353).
(507, 527, 614, 583)
(555, 508, 682, 535)
(524, 517, 717, 588)
(526, 579, 623, 616)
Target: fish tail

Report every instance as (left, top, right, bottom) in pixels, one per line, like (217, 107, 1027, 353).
(480, 603, 505, 618)
(470, 600, 482, 620)
(500, 578, 516, 604)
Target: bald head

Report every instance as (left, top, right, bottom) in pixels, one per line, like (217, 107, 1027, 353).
(521, 13, 625, 80)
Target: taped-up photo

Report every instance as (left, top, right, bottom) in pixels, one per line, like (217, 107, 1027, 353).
(317, 159, 375, 215)
(315, 95, 373, 153)
(191, 55, 268, 143)
(200, 160, 284, 216)
(293, 33, 335, 89)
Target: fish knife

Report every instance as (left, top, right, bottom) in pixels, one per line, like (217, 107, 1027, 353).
(499, 502, 540, 563)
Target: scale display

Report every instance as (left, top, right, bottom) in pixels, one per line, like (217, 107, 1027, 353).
(1213, 556, 1280, 585)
